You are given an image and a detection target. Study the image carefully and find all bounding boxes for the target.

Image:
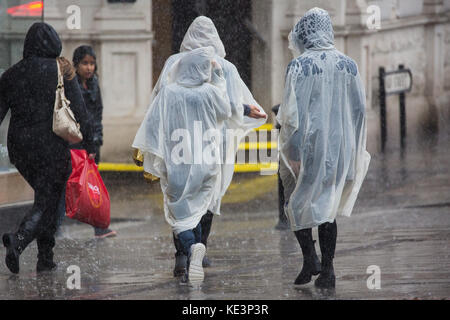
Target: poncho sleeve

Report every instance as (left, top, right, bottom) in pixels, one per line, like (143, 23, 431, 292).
(151, 55, 179, 102)
(346, 70, 370, 182)
(337, 66, 371, 217)
(277, 61, 314, 176)
(349, 72, 367, 152)
(223, 62, 267, 130)
(208, 84, 232, 122)
(132, 88, 166, 178)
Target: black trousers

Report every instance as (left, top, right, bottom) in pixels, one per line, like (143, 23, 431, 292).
(13, 154, 71, 252)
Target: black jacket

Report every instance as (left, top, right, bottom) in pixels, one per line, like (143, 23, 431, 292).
(0, 23, 95, 168)
(76, 74, 103, 146)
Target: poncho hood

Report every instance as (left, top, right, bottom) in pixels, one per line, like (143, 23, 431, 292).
(23, 22, 62, 59)
(180, 16, 226, 58)
(174, 47, 214, 87)
(289, 7, 334, 57)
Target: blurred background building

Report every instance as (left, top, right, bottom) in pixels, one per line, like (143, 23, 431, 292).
(1, 0, 449, 206)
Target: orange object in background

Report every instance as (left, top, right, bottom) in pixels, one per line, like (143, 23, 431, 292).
(7, 1, 43, 17)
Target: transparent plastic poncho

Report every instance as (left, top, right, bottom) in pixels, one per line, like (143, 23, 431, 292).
(134, 16, 266, 224)
(277, 8, 371, 230)
(133, 47, 234, 234)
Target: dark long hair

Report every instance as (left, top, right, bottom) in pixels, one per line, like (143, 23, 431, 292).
(72, 45, 97, 73)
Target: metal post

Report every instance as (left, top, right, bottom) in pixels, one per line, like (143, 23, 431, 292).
(379, 67, 387, 152)
(399, 64, 406, 150)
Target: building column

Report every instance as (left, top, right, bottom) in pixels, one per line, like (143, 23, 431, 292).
(93, 0, 153, 162)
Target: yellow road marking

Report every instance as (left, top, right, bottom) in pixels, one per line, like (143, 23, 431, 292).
(253, 123, 274, 131)
(98, 163, 144, 172)
(233, 162, 278, 173)
(238, 141, 278, 150)
(99, 162, 279, 173)
(146, 174, 278, 206)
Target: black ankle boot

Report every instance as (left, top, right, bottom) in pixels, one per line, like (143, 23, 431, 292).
(36, 237, 57, 272)
(202, 256, 211, 267)
(36, 254, 57, 272)
(294, 240, 321, 285)
(173, 252, 187, 277)
(315, 221, 337, 289)
(200, 211, 213, 268)
(294, 229, 321, 285)
(314, 259, 335, 288)
(173, 234, 187, 277)
(2, 233, 24, 274)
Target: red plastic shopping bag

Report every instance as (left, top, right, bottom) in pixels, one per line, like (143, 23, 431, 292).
(66, 149, 110, 229)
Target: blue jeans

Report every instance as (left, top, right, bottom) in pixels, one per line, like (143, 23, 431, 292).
(177, 222, 202, 258)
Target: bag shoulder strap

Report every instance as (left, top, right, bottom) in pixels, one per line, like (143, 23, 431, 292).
(56, 59, 64, 89)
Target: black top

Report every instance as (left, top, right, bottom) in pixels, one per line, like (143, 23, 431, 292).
(77, 74, 103, 146)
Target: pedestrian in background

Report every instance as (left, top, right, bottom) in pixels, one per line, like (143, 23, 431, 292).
(277, 8, 371, 289)
(57, 45, 116, 239)
(0, 23, 96, 273)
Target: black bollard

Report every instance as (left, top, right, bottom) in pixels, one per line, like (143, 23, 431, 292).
(399, 64, 406, 150)
(379, 67, 387, 152)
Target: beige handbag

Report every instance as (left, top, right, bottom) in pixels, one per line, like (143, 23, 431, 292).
(52, 59, 83, 144)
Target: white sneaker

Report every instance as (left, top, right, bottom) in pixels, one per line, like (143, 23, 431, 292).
(188, 243, 206, 284)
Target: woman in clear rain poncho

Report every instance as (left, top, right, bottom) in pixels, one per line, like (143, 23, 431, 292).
(134, 16, 266, 277)
(277, 8, 371, 288)
(134, 47, 236, 283)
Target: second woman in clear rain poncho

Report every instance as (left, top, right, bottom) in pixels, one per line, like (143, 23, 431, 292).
(133, 47, 233, 283)
(278, 8, 371, 288)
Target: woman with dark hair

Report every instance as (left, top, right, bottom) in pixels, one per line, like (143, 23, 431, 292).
(0, 23, 96, 273)
(57, 45, 116, 239)
(72, 46, 102, 162)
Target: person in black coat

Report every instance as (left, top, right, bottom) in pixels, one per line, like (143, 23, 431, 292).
(0, 23, 96, 274)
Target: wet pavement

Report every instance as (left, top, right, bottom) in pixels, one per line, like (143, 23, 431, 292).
(0, 127, 449, 300)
